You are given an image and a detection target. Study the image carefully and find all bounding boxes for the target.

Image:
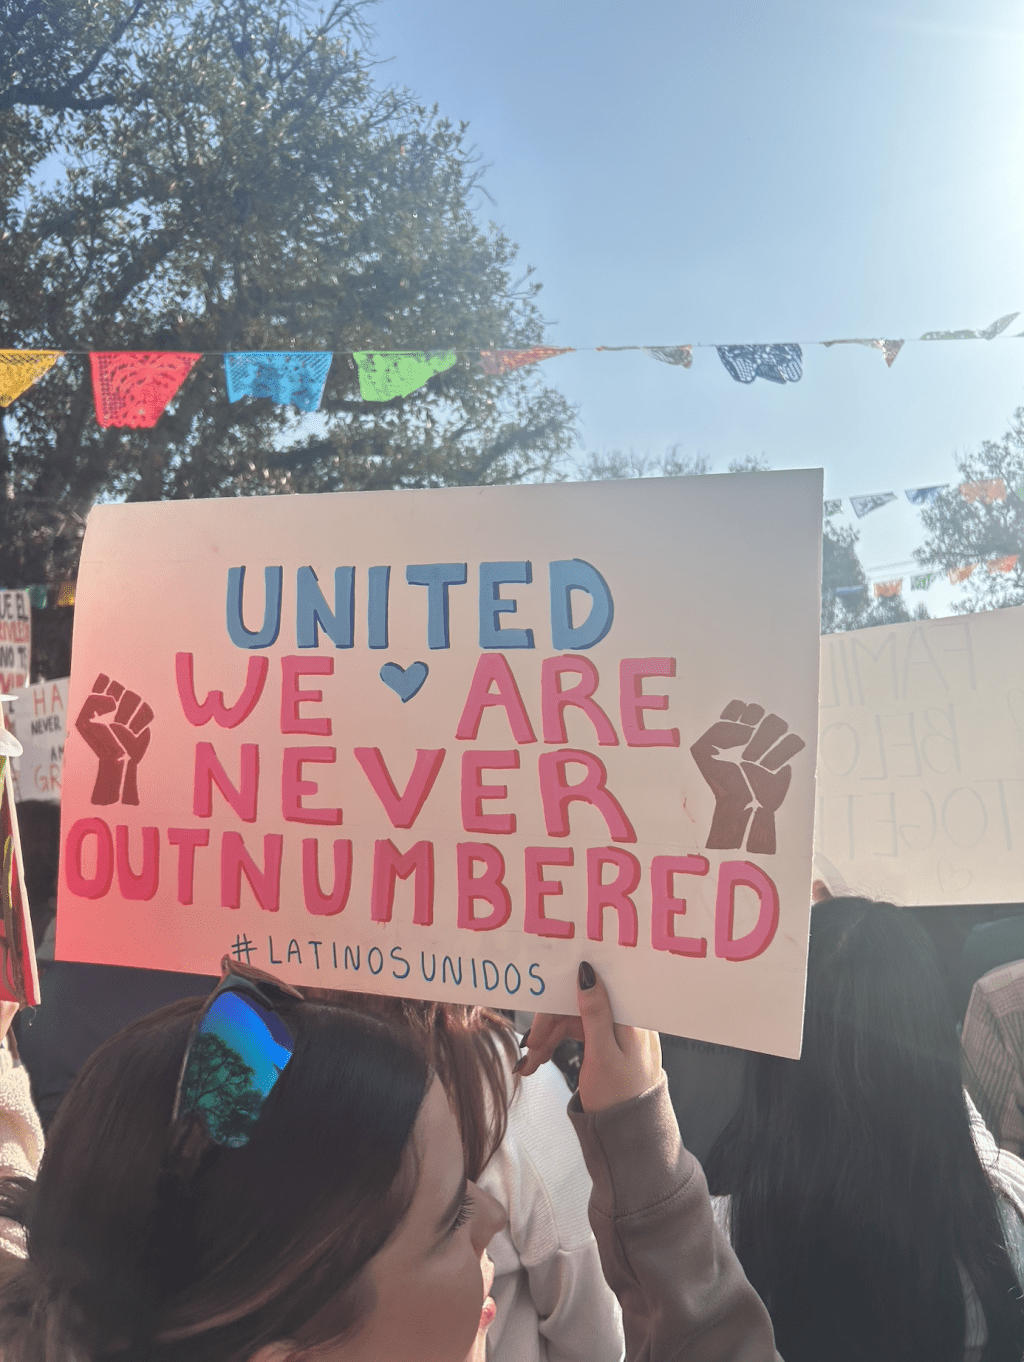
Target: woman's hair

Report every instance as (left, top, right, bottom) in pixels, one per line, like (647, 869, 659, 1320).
(705, 897, 1024, 1362)
(0, 992, 431, 1362)
(304, 990, 519, 1181)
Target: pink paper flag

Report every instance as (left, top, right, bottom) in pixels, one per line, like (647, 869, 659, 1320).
(90, 352, 201, 428)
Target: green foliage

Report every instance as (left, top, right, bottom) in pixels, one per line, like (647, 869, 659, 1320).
(0, 0, 577, 585)
(915, 407, 1024, 612)
(180, 1030, 264, 1147)
(572, 445, 711, 481)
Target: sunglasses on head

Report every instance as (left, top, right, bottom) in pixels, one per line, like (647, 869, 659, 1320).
(169, 957, 303, 1158)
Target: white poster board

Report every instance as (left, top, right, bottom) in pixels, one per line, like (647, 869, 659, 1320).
(57, 473, 823, 1055)
(8, 679, 69, 804)
(815, 606, 1024, 906)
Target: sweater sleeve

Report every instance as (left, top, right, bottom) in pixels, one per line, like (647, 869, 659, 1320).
(0, 1035, 44, 1259)
(568, 1075, 780, 1362)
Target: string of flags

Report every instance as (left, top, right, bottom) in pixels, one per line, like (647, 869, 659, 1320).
(829, 552, 1021, 601)
(0, 310, 1022, 426)
(824, 477, 1022, 597)
(824, 478, 1024, 521)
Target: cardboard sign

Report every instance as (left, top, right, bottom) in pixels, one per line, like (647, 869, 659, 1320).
(0, 592, 31, 694)
(8, 679, 68, 804)
(0, 717, 40, 1005)
(815, 606, 1024, 906)
(57, 473, 823, 1055)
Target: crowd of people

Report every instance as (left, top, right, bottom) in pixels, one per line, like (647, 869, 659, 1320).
(0, 887, 1022, 1360)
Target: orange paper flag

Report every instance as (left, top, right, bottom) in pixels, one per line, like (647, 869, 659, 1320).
(987, 554, 1019, 574)
(948, 564, 977, 584)
(960, 478, 1007, 505)
(479, 347, 574, 376)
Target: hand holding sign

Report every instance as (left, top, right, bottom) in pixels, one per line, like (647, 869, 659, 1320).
(691, 700, 806, 855)
(75, 674, 154, 806)
(517, 961, 662, 1113)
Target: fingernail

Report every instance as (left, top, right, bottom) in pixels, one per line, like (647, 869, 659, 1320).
(520, 1028, 531, 1046)
(512, 1056, 527, 1075)
(578, 961, 596, 990)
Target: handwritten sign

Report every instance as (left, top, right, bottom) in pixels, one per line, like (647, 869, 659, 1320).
(0, 747, 40, 1005)
(8, 679, 68, 804)
(0, 592, 31, 695)
(57, 474, 823, 1055)
(815, 606, 1024, 906)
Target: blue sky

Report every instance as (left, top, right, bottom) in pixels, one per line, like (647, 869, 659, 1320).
(367, 0, 1024, 607)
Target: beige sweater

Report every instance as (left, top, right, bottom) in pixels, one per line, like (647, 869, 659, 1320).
(568, 1076, 780, 1362)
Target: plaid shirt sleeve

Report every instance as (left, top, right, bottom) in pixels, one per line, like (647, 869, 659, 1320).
(961, 963, 1024, 1157)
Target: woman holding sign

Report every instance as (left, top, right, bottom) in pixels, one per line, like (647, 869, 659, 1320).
(0, 962, 779, 1362)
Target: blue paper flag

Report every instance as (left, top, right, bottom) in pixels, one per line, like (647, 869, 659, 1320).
(904, 486, 945, 505)
(224, 352, 333, 412)
(716, 344, 803, 385)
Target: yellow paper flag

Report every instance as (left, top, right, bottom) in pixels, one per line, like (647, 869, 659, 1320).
(0, 351, 62, 407)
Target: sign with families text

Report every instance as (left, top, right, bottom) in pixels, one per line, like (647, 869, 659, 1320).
(815, 606, 1024, 907)
(57, 473, 823, 1055)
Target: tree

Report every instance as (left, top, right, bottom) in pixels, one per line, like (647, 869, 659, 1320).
(180, 1030, 264, 1146)
(820, 517, 926, 634)
(915, 407, 1024, 612)
(0, 0, 577, 588)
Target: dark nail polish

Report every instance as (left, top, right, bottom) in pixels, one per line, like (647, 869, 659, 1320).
(520, 1028, 532, 1046)
(578, 961, 596, 990)
(512, 1056, 527, 1075)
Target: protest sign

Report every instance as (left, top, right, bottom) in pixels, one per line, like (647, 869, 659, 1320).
(8, 679, 68, 804)
(0, 591, 31, 694)
(57, 472, 823, 1054)
(815, 605, 1024, 906)
(0, 718, 40, 1005)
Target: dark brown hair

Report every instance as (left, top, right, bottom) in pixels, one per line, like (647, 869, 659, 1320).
(0, 991, 430, 1362)
(706, 899, 1024, 1362)
(305, 989, 519, 1181)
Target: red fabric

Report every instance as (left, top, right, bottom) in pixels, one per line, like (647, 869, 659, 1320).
(90, 352, 201, 428)
(479, 347, 574, 376)
(873, 579, 902, 598)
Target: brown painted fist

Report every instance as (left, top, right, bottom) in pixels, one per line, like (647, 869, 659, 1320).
(75, 674, 153, 806)
(690, 700, 805, 854)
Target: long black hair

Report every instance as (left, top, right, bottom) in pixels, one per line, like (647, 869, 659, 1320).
(0, 993, 430, 1362)
(705, 897, 1024, 1362)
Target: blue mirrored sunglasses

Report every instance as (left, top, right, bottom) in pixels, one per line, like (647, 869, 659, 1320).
(173, 972, 297, 1149)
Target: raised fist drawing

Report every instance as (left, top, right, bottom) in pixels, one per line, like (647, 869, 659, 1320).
(690, 700, 806, 855)
(75, 674, 154, 806)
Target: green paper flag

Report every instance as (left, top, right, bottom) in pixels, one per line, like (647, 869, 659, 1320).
(353, 350, 457, 402)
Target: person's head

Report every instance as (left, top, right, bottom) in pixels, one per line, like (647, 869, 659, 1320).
(0, 966, 505, 1362)
(706, 897, 1024, 1362)
(303, 988, 520, 1181)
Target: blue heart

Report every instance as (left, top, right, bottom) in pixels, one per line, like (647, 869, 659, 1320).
(380, 661, 429, 702)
